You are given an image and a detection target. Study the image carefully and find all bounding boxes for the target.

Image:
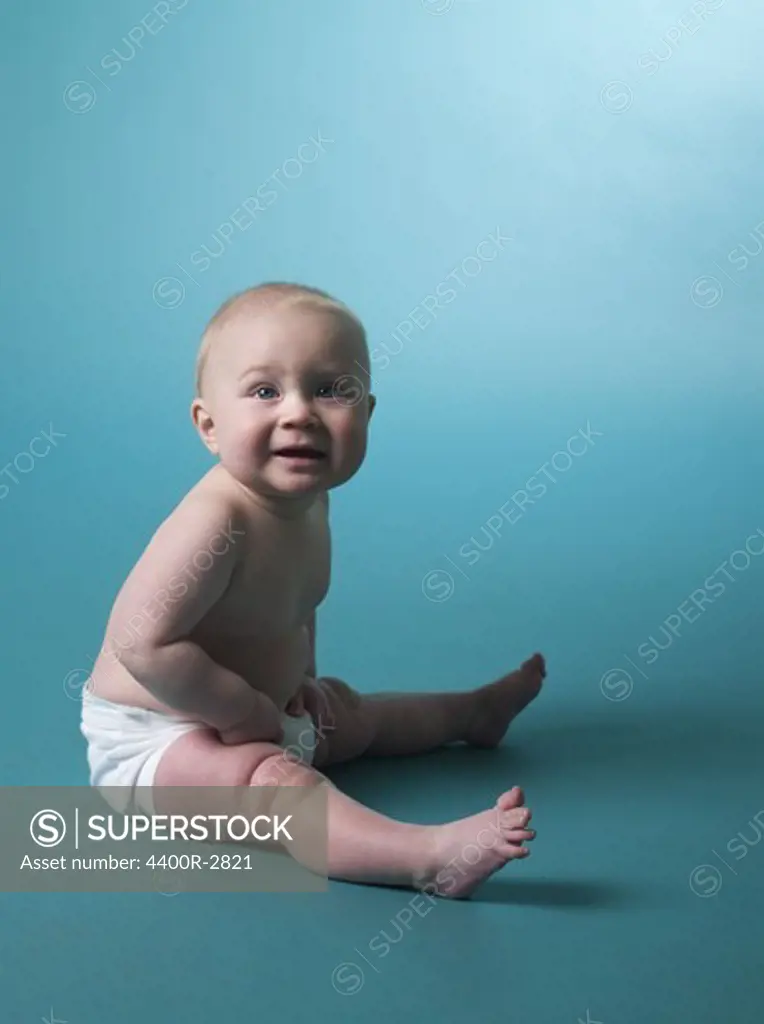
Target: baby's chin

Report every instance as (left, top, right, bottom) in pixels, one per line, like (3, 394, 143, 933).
(268, 458, 331, 481)
(258, 466, 332, 497)
(222, 455, 353, 500)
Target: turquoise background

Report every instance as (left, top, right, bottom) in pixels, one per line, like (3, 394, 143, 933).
(1, 0, 762, 1020)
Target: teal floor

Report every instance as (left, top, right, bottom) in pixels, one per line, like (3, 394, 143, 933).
(3, 640, 763, 1022)
(2, 400, 763, 1022)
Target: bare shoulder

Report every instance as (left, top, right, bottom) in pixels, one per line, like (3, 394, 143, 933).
(106, 468, 249, 650)
(151, 466, 249, 555)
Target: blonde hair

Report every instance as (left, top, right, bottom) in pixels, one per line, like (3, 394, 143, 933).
(195, 281, 366, 398)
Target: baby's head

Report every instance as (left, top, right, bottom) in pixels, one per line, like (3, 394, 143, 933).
(191, 282, 376, 505)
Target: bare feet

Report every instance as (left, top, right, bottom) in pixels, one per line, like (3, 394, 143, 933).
(417, 787, 535, 899)
(465, 653, 546, 748)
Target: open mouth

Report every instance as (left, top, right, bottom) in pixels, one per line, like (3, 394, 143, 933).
(273, 447, 327, 460)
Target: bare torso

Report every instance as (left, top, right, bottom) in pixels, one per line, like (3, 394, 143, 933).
(89, 465, 331, 716)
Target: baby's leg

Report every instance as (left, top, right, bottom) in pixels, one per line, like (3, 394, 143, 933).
(152, 731, 535, 897)
(315, 653, 546, 765)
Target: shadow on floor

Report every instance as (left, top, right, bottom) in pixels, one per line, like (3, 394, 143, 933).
(475, 877, 634, 907)
(322, 704, 764, 906)
(325, 705, 764, 794)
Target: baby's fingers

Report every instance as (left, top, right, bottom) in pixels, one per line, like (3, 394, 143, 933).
(307, 682, 331, 721)
(314, 691, 336, 730)
(317, 703, 335, 731)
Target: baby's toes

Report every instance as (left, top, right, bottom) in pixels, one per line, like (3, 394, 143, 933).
(505, 828, 535, 844)
(496, 787, 525, 812)
(502, 806, 531, 832)
(501, 844, 531, 860)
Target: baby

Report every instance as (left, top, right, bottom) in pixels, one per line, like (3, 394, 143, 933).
(81, 282, 546, 898)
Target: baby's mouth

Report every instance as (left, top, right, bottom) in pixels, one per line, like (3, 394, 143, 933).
(272, 446, 327, 460)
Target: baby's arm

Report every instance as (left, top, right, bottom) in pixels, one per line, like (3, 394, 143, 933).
(283, 612, 316, 715)
(110, 498, 282, 744)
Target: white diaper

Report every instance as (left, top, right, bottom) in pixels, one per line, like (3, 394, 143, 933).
(80, 690, 315, 815)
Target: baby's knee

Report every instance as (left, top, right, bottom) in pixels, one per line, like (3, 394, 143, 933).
(324, 676, 374, 744)
(320, 676, 363, 710)
(249, 749, 330, 790)
(313, 680, 375, 764)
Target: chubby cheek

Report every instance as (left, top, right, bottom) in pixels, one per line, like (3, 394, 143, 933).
(333, 416, 368, 467)
(222, 413, 272, 462)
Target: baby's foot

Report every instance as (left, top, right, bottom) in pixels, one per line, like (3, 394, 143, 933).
(465, 653, 546, 748)
(417, 787, 535, 899)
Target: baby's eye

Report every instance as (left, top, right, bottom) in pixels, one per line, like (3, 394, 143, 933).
(316, 383, 336, 399)
(251, 385, 278, 399)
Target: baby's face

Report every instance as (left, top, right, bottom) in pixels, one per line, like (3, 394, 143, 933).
(197, 303, 374, 501)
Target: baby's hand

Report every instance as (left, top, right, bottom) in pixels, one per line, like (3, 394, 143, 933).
(217, 693, 283, 746)
(284, 688, 307, 718)
(292, 678, 335, 731)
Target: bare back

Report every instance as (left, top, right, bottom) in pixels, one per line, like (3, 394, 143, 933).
(89, 464, 331, 716)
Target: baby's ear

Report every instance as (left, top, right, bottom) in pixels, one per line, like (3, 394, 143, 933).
(367, 393, 376, 422)
(190, 398, 219, 454)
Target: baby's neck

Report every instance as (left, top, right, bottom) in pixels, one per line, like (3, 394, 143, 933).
(226, 471, 321, 522)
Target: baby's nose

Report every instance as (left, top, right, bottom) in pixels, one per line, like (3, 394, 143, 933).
(280, 394, 318, 425)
